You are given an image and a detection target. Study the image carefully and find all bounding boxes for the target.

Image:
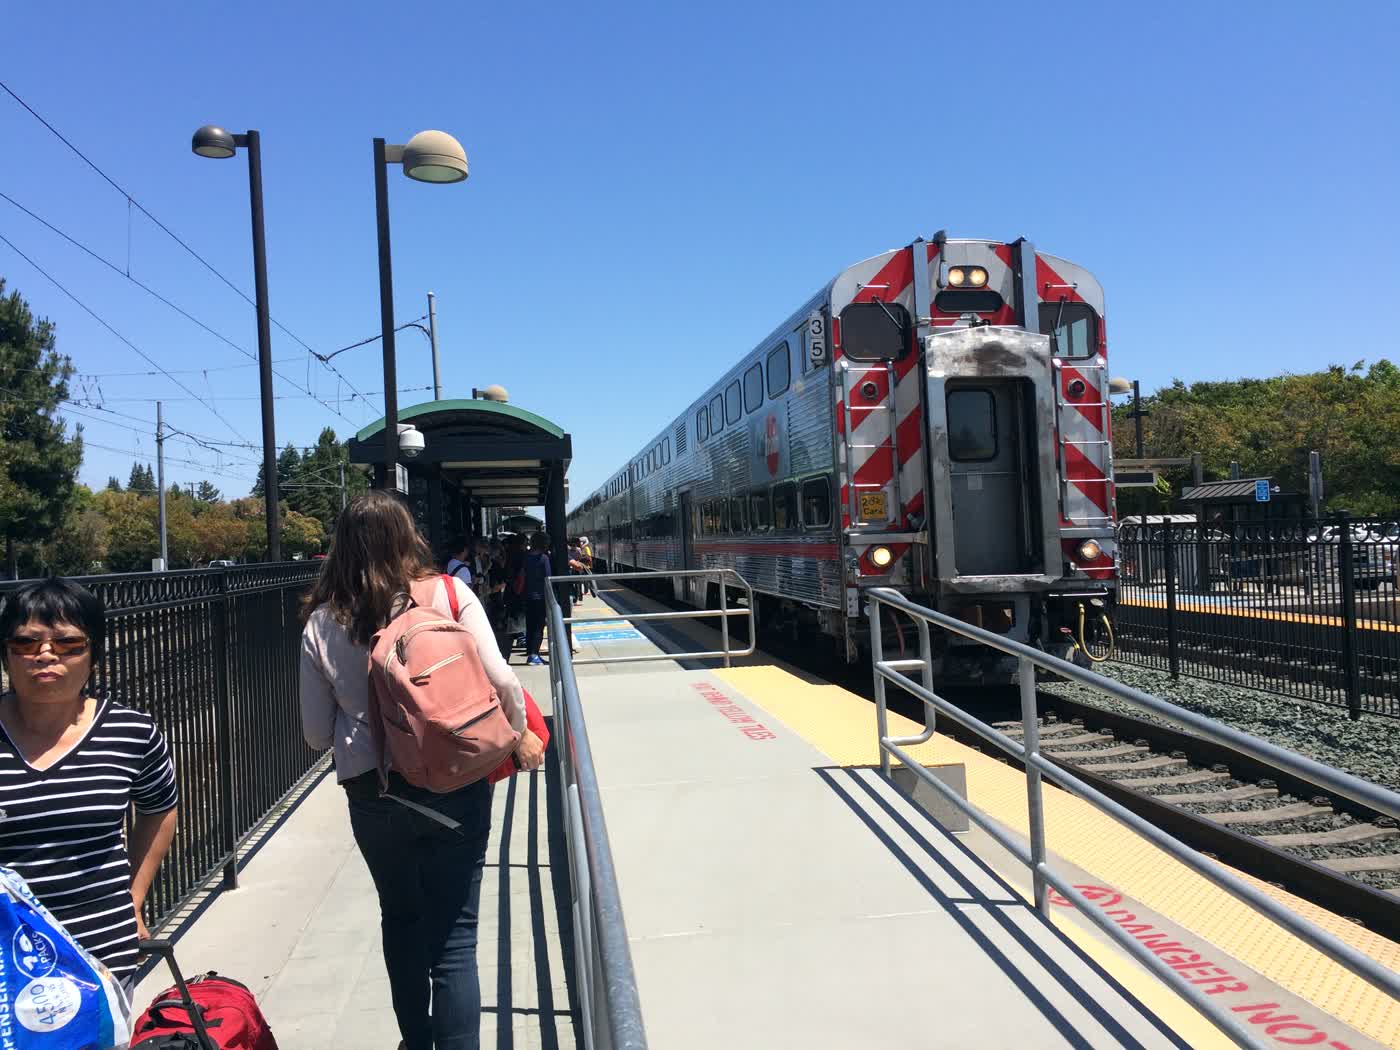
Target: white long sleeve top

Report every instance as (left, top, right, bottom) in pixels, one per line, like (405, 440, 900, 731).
(299, 574, 526, 781)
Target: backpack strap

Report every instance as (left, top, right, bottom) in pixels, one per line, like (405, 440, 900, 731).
(443, 573, 460, 620)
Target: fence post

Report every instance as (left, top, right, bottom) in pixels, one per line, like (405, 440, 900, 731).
(213, 569, 239, 888)
(1163, 523, 1180, 679)
(1019, 656, 1048, 913)
(1337, 516, 1362, 720)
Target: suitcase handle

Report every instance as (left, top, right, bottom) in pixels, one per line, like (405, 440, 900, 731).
(138, 939, 219, 1050)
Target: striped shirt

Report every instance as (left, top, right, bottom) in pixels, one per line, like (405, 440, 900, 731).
(0, 695, 179, 982)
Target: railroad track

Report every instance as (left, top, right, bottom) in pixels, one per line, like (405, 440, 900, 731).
(977, 693, 1400, 941)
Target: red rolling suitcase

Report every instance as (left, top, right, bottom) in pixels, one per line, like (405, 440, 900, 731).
(132, 939, 278, 1050)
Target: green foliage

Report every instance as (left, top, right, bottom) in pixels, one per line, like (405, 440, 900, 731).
(105, 476, 122, 492)
(1112, 360, 1400, 515)
(195, 480, 221, 503)
(0, 279, 83, 576)
(127, 461, 155, 493)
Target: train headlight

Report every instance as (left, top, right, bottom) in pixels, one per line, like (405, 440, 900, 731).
(870, 546, 894, 568)
(1076, 539, 1103, 562)
(967, 267, 988, 287)
(947, 267, 966, 286)
(946, 266, 987, 288)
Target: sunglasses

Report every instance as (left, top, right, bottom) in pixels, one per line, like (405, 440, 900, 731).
(5, 637, 91, 657)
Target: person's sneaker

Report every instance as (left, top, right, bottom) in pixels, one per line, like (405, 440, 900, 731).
(527, 654, 546, 666)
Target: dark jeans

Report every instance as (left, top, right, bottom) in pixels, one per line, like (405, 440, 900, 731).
(345, 773, 492, 1050)
(525, 597, 546, 657)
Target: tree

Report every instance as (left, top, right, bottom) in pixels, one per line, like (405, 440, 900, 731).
(195, 480, 221, 503)
(280, 510, 325, 558)
(128, 462, 155, 493)
(0, 279, 83, 578)
(94, 489, 158, 572)
(106, 476, 122, 492)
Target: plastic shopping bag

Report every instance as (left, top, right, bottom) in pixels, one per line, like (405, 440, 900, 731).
(0, 866, 132, 1049)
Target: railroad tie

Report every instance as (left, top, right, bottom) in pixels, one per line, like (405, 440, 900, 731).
(1204, 801, 1333, 826)
(1150, 785, 1278, 805)
(1258, 824, 1400, 848)
(1316, 854, 1400, 874)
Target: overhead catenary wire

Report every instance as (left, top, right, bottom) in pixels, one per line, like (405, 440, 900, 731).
(0, 232, 255, 445)
(0, 189, 368, 425)
(0, 81, 378, 413)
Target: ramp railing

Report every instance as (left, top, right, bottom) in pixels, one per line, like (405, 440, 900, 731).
(541, 567, 753, 1049)
(554, 568, 755, 666)
(864, 586, 1400, 1050)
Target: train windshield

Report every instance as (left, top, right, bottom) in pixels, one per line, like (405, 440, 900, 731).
(1038, 301, 1098, 359)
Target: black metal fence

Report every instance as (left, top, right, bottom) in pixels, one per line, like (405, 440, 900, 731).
(0, 563, 323, 930)
(1114, 516, 1400, 718)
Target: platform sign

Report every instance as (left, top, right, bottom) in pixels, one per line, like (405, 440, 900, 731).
(1254, 479, 1271, 503)
(1115, 470, 1158, 489)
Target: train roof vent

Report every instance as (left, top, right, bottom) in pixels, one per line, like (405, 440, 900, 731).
(675, 421, 687, 455)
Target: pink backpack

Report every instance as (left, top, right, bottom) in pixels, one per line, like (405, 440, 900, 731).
(368, 575, 520, 798)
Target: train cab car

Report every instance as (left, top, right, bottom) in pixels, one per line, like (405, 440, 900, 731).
(569, 232, 1117, 682)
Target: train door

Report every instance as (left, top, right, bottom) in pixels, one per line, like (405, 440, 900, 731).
(605, 515, 612, 571)
(945, 383, 1031, 575)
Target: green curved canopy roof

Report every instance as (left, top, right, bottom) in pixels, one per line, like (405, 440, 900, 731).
(354, 398, 565, 442)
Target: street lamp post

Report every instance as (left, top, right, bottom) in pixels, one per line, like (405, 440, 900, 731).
(371, 131, 469, 489)
(191, 125, 281, 561)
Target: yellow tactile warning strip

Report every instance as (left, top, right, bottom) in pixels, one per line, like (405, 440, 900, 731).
(1122, 595, 1399, 634)
(715, 664, 1400, 1049)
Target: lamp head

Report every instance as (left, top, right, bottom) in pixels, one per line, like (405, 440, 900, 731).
(1107, 377, 1133, 396)
(402, 130, 468, 184)
(192, 125, 238, 159)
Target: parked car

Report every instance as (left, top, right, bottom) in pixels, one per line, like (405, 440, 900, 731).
(207, 559, 236, 568)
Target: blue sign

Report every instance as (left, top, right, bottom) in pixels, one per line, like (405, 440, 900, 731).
(574, 628, 643, 643)
(1254, 480, 1271, 503)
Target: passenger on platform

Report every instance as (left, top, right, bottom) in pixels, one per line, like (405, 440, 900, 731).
(0, 577, 180, 992)
(445, 536, 474, 590)
(486, 542, 511, 659)
(503, 533, 527, 653)
(567, 537, 586, 604)
(578, 536, 597, 597)
(299, 491, 544, 1050)
(524, 532, 553, 665)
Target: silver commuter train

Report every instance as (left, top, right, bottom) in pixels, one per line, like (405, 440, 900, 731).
(569, 232, 1118, 680)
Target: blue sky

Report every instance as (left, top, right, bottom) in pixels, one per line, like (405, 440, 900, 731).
(3, 1, 1396, 508)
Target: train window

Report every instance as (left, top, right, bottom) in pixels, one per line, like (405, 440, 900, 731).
(839, 302, 910, 361)
(1039, 301, 1098, 359)
(743, 363, 763, 412)
(771, 482, 799, 531)
(750, 491, 772, 531)
(729, 496, 747, 533)
(724, 380, 741, 425)
(663, 437, 671, 464)
(766, 343, 790, 398)
(934, 289, 1004, 314)
(946, 388, 998, 461)
(719, 499, 731, 534)
(697, 408, 708, 443)
(709, 394, 724, 435)
(801, 477, 832, 529)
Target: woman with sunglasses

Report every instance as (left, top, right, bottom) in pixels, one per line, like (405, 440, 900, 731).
(0, 577, 179, 990)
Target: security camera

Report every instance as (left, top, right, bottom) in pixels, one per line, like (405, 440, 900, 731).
(398, 424, 425, 459)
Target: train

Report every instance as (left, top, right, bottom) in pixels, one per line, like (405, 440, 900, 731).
(567, 232, 1117, 681)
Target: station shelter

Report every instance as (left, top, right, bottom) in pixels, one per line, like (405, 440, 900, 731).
(348, 398, 574, 579)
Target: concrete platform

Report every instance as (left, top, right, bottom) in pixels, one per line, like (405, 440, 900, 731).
(577, 666, 1185, 1049)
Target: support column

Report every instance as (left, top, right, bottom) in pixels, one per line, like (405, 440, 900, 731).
(545, 462, 572, 626)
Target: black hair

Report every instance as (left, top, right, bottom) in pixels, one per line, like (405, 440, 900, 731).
(0, 577, 106, 666)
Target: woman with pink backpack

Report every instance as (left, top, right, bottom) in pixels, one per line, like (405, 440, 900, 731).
(299, 491, 544, 1050)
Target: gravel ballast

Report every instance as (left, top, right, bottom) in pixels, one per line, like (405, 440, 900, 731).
(1038, 661, 1400, 793)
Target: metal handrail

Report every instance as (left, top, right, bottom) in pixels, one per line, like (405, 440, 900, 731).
(545, 587, 648, 1050)
(550, 569, 756, 666)
(864, 586, 1400, 1050)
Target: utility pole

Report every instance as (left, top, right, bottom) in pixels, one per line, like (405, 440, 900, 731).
(156, 401, 168, 571)
(1127, 380, 1147, 459)
(427, 291, 442, 401)
(339, 461, 347, 511)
